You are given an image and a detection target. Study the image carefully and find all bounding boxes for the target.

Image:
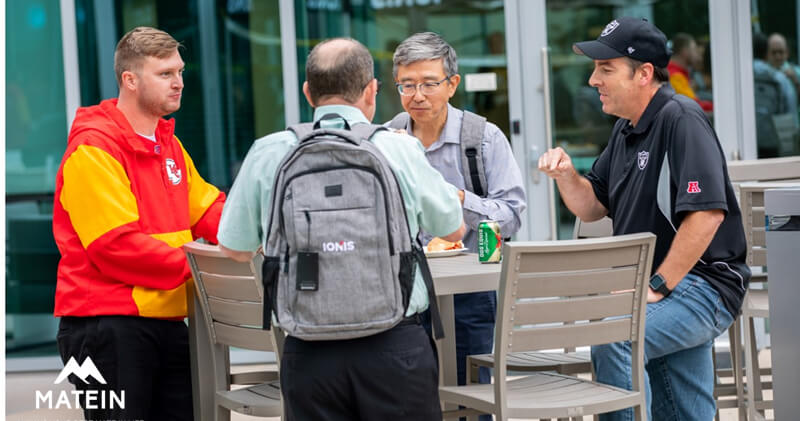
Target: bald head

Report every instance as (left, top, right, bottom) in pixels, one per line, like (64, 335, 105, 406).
(305, 38, 374, 104)
(767, 33, 789, 69)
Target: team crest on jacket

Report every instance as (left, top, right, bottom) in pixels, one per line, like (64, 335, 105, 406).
(165, 159, 182, 185)
(637, 151, 649, 170)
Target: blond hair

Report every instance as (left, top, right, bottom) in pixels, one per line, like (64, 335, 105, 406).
(114, 27, 181, 85)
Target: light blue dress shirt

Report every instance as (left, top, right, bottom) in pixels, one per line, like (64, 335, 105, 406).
(397, 103, 526, 251)
(218, 104, 464, 316)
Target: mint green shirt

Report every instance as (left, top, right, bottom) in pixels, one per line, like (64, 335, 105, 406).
(218, 105, 463, 316)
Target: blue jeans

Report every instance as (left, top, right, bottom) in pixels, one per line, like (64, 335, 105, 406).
(592, 274, 735, 421)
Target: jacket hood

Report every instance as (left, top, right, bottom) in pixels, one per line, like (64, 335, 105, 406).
(68, 98, 176, 154)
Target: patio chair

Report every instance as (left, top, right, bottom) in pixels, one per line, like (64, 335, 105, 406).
(738, 182, 800, 420)
(714, 160, 800, 421)
(466, 217, 613, 387)
(573, 216, 613, 239)
(184, 241, 284, 421)
(440, 233, 655, 421)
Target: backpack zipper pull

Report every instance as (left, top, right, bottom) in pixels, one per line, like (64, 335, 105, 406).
(304, 210, 311, 251)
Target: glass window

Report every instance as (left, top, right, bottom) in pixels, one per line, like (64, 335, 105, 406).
(545, 0, 714, 238)
(294, 0, 510, 140)
(751, 0, 800, 158)
(6, 0, 67, 357)
(222, 0, 285, 176)
(6, 1, 68, 196)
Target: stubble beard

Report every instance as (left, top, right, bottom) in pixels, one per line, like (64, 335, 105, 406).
(139, 86, 180, 118)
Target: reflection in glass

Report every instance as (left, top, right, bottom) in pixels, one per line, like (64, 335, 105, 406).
(294, 0, 510, 139)
(546, 0, 713, 238)
(751, 1, 800, 158)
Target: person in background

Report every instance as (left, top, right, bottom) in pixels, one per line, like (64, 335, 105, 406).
(691, 38, 713, 102)
(218, 37, 465, 421)
(542, 17, 749, 420)
(388, 32, 527, 417)
(767, 32, 800, 99)
(53, 27, 225, 421)
(667, 32, 713, 112)
(754, 31, 797, 157)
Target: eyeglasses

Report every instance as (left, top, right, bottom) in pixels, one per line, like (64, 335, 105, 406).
(395, 76, 451, 96)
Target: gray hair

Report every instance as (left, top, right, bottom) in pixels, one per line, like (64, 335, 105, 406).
(392, 32, 458, 79)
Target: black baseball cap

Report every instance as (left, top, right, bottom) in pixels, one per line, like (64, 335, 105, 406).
(573, 17, 672, 68)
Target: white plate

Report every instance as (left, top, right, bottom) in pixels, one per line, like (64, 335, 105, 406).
(424, 248, 469, 258)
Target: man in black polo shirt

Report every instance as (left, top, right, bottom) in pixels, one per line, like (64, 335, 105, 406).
(539, 17, 750, 421)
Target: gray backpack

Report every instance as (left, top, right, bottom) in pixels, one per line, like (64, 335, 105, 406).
(261, 114, 444, 341)
(388, 110, 488, 197)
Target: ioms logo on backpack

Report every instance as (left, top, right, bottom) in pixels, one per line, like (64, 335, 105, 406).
(35, 356, 125, 410)
(322, 240, 355, 252)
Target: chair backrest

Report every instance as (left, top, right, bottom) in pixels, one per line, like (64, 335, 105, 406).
(492, 233, 655, 413)
(727, 156, 800, 183)
(739, 182, 800, 267)
(184, 241, 279, 353)
(573, 216, 613, 239)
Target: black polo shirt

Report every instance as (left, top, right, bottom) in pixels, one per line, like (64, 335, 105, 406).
(585, 85, 750, 316)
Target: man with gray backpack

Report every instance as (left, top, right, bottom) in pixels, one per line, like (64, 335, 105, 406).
(218, 37, 465, 420)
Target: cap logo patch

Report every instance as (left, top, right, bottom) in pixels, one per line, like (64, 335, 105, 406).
(687, 181, 701, 194)
(601, 20, 620, 37)
(627, 46, 636, 54)
(637, 151, 649, 170)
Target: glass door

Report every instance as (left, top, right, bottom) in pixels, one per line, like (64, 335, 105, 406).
(510, 0, 715, 239)
(293, 0, 511, 135)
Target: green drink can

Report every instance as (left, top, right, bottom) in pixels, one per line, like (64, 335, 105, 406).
(478, 220, 502, 263)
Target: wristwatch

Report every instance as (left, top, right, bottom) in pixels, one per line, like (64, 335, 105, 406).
(649, 273, 672, 297)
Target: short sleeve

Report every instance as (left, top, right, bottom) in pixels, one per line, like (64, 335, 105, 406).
(669, 111, 728, 214)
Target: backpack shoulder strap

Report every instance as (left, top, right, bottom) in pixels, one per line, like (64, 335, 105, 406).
(349, 122, 389, 143)
(287, 122, 316, 142)
(388, 112, 411, 130)
(459, 110, 488, 197)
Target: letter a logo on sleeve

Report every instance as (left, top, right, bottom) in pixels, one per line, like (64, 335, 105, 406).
(687, 181, 702, 194)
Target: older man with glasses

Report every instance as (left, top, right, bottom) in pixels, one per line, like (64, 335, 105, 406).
(387, 32, 526, 415)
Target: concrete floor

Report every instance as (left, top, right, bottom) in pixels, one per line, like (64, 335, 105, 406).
(7, 354, 775, 421)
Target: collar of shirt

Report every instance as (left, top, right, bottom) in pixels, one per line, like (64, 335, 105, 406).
(408, 103, 463, 152)
(312, 104, 370, 128)
(622, 84, 673, 137)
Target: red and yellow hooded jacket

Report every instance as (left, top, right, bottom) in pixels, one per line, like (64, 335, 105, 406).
(53, 99, 225, 319)
(667, 61, 713, 112)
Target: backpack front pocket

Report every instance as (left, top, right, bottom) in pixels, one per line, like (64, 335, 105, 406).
(285, 168, 397, 328)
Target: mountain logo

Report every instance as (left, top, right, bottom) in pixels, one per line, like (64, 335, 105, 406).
(54, 356, 107, 385)
(36, 356, 124, 409)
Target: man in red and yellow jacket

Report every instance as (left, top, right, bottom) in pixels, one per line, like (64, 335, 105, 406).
(53, 27, 223, 421)
(667, 32, 713, 112)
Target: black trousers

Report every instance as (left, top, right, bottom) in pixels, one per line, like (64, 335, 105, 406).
(57, 316, 193, 421)
(280, 320, 442, 421)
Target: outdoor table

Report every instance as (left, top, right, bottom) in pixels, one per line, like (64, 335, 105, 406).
(427, 253, 502, 390)
(187, 252, 501, 420)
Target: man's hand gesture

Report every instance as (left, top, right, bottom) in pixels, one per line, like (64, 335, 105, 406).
(538, 147, 578, 180)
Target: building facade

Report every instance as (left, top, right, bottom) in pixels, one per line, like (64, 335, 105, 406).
(6, 0, 799, 368)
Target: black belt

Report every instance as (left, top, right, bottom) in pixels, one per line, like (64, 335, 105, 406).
(397, 313, 422, 326)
